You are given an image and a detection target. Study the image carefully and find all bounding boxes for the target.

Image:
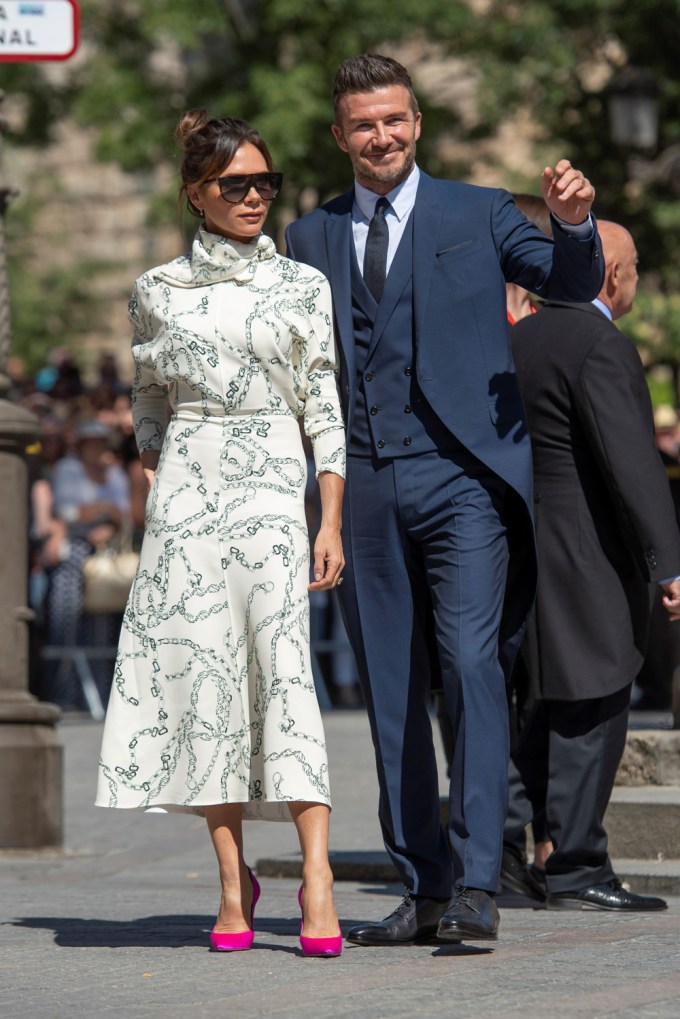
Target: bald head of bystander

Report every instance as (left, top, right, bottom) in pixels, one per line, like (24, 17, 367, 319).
(595, 221, 639, 321)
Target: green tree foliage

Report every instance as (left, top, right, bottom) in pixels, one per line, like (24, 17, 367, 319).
(7, 260, 100, 374)
(5, 0, 471, 209)
(463, 0, 680, 375)
(465, 0, 680, 291)
(3, 1, 679, 370)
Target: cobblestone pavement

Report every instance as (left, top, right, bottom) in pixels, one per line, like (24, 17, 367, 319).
(1, 715, 679, 1018)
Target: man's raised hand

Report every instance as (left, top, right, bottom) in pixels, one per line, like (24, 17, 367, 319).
(541, 159, 595, 225)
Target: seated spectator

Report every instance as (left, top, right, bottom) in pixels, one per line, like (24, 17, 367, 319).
(44, 420, 131, 710)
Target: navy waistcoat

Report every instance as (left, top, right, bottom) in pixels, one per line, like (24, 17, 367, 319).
(348, 216, 456, 459)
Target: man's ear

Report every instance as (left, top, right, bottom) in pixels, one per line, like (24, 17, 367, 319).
(609, 260, 621, 291)
(332, 123, 349, 153)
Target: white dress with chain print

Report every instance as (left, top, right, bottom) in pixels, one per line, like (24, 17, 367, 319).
(96, 228, 345, 819)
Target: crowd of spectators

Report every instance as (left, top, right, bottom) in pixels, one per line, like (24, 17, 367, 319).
(6, 348, 145, 711)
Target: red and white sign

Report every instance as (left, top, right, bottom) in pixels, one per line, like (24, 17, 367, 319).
(0, 1, 79, 62)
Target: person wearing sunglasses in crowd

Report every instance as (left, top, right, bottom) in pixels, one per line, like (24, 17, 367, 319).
(96, 111, 345, 957)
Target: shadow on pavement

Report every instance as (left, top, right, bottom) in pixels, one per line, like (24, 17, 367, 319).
(431, 944, 496, 957)
(7, 914, 313, 949)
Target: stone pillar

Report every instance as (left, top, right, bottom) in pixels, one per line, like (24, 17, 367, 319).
(0, 88, 63, 848)
(0, 402, 63, 847)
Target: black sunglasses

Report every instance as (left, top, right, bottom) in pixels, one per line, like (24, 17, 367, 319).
(203, 172, 283, 204)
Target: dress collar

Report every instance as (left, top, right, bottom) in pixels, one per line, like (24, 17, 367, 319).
(155, 227, 277, 288)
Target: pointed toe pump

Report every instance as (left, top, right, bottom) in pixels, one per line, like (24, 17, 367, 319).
(298, 885, 342, 957)
(210, 867, 261, 952)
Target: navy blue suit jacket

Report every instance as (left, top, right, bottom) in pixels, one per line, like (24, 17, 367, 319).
(285, 171, 604, 668)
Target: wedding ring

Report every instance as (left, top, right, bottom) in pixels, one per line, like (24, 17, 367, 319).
(337, 577, 344, 586)
(579, 178, 586, 187)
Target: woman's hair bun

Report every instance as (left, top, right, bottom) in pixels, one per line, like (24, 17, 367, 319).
(175, 109, 211, 148)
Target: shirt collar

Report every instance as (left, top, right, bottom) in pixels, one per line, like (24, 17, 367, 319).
(591, 297, 613, 321)
(353, 165, 420, 223)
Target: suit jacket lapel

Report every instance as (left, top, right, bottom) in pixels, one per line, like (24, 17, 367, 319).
(366, 217, 414, 362)
(412, 174, 444, 343)
(324, 194, 356, 386)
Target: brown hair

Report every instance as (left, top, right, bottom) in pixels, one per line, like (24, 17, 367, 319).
(332, 54, 419, 120)
(175, 109, 275, 217)
(512, 194, 553, 239)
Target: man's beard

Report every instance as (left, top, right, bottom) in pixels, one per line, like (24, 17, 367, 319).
(355, 144, 416, 189)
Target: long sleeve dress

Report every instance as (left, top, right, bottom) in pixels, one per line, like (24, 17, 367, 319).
(96, 228, 346, 819)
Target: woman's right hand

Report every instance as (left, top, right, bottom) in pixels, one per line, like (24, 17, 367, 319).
(140, 449, 161, 489)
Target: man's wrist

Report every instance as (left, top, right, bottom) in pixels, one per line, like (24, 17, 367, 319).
(550, 212, 593, 238)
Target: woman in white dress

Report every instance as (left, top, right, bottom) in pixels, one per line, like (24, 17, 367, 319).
(96, 110, 346, 956)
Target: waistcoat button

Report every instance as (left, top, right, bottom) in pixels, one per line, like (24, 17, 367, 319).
(404, 436, 412, 446)
(404, 367, 412, 376)
(370, 406, 379, 415)
(404, 404, 412, 413)
(365, 372, 374, 382)
(377, 439, 385, 449)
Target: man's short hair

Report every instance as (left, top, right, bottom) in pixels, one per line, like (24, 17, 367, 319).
(332, 54, 419, 120)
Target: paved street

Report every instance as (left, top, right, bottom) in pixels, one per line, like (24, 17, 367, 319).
(1, 712, 679, 1018)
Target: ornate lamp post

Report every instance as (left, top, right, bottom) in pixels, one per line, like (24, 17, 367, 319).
(607, 66, 680, 197)
(607, 66, 660, 152)
(0, 90, 62, 848)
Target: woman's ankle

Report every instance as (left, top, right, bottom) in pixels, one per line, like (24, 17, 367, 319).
(301, 863, 334, 889)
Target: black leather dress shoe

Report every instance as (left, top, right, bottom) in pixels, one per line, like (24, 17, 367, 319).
(346, 892, 448, 946)
(500, 847, 547, 902)
(546, 878, 668, 912)
(437, 887, 500, 942)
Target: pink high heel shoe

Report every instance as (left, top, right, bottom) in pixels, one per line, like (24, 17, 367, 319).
(298, 885, 342, 957)
(210, 867, 260, 952)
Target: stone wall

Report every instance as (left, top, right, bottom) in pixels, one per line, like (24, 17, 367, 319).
(6, 115, 182, 383)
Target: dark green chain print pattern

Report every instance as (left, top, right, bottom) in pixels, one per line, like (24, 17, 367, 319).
(96, 233, 344, 819)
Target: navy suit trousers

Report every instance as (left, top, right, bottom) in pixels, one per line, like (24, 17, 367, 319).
(338, 447, 511, 896)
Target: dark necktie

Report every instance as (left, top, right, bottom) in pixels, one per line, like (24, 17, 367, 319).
(363, 197, 390, 302)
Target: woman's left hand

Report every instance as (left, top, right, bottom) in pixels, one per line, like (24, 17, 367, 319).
(308, 525, 345, 591)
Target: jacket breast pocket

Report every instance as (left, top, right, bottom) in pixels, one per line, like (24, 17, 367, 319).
(436, 239, 484, 264)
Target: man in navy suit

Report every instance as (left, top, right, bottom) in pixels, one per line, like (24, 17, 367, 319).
(286, 54, 604, 945)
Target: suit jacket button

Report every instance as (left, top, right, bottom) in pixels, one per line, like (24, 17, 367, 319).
(377, 439, 385, 449)
(370, 406, 379, 415)
(404, 404, 412, 413)
(404, 436, 412, 446)
(365, 372, 374, 382)
(404, 367, 412, 376)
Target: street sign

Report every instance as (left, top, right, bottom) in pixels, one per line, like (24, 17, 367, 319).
(0, 1, 79, 62)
